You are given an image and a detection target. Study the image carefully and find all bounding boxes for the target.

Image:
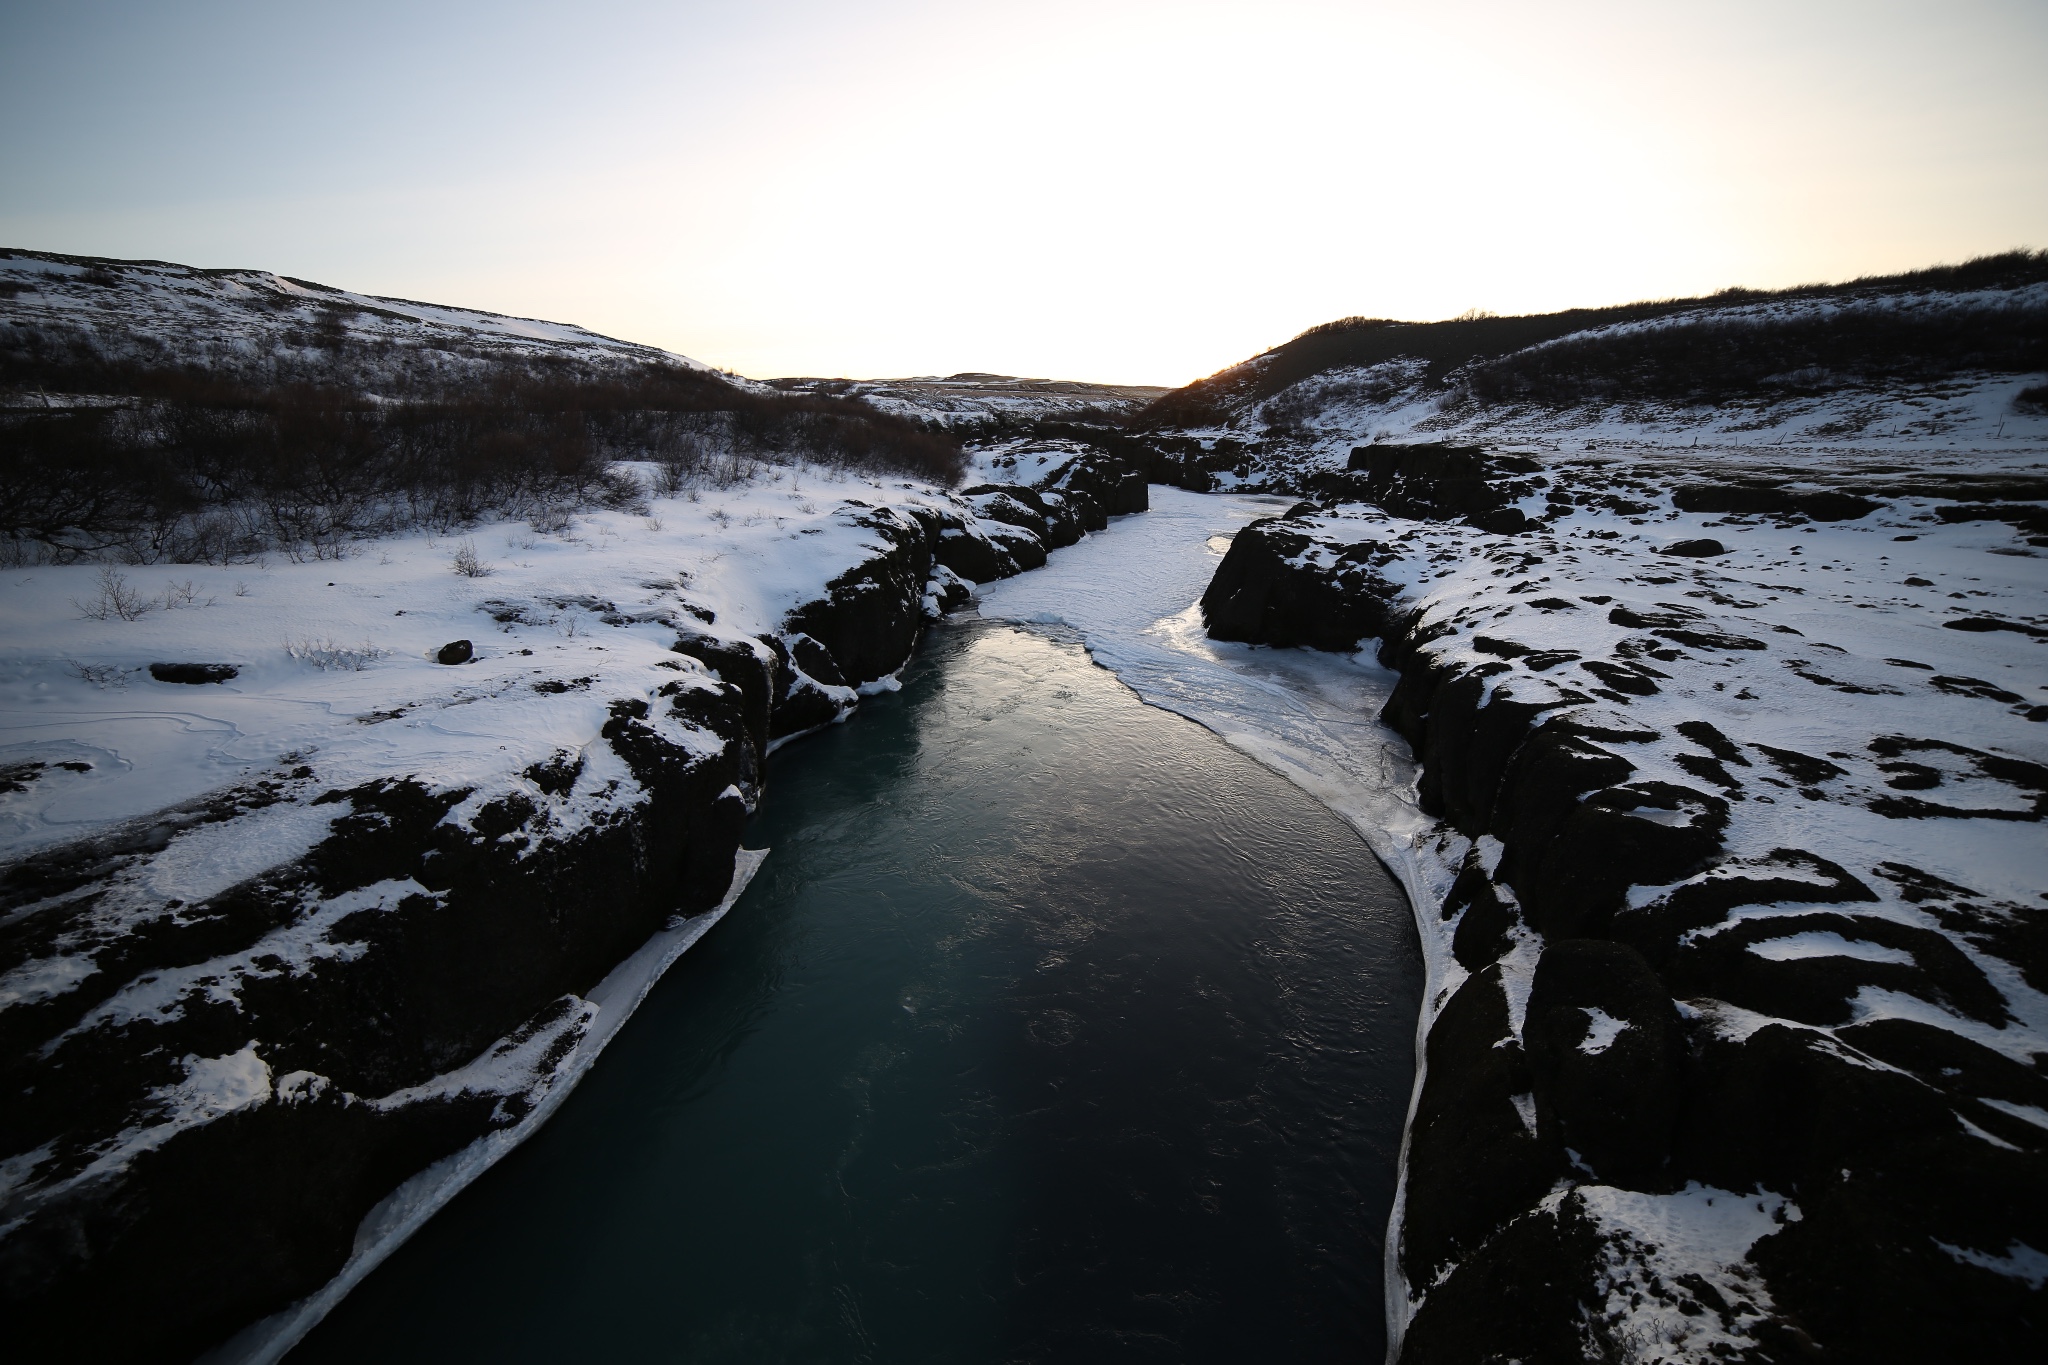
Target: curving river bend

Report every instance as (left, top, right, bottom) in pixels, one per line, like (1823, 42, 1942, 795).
(296, 495, 1425, 1363)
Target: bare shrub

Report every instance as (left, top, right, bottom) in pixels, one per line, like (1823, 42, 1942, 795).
(593, 466, 649, 514)
(67, 661, 128, 688)
(285, 638, 388, 671)
(451, 540, 492, 578)
(161, 579, 210, 609)
(73, 566, 154, 621)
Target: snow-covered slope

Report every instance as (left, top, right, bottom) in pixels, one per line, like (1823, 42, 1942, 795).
(1119, 252, 2048, 495)
(0, 249, 715, 395)
(1161, 363, 2048, 493)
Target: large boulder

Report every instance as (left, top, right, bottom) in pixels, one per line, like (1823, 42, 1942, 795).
(1200, 518, 1401, 651)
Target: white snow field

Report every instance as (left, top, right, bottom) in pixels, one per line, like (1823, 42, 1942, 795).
(0, 466, 962, 865)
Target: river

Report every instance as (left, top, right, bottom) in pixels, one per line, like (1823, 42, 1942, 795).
(293, 492, 1425, 1363)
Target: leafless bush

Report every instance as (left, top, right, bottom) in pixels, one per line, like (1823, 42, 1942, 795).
(451, 540, 492, 577)
(648, 436, 710, 495)
(67, 661, 128, 688)
(161, 579, 211, 609)
(73, 565, 154, 620)
(285, 638, 388, 671)
(593, 466, 650, 514)
(529, 503, 574, 535)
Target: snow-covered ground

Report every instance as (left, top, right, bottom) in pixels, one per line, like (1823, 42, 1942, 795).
(0, 465, 956, 865)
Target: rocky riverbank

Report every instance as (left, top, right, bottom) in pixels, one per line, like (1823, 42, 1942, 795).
(0, 451, 1144, 1362)
(1201, 444, 2047, 1361)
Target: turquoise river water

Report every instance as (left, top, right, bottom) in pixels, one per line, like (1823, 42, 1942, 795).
(294, 622, 1421, 1363)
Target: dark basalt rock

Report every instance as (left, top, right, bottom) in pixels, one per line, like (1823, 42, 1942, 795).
(1399, 966, 1564, 1287)
(925, 568, 972, 614)
(1943, 614, 2048, 639)
(1447, 863, 1516, 971)
(1490, 726, 1639, 857)
(1040, 450, 1149, 516)
(1299, 442, 1544, 532)
(434, 639, 473, 665)
(1399, 1193, 1607, 1365)
(783, 508, 931, 686)
(1657, 537, 1727, 557)
(148, 662, 239, 683)
(671, 631, 779, 774)
(934, 522, 1017, 582)
(1525, 939, 1684, 1188)
(1673, 482, 1878, 522)
(964, 483, 1090, 550)
(1669, 911, 2009, 1028)
(1200, 518, 1401, 651)
(1613, 847, 1875, 959)
(1511, 782, 1728, 939)
(1679, 1023, 2048, 1363)
(1196, 462, 2047, 1364)
(1411, 676, 1571, 834)
(963, 485, 1052, 541)
(982, 518, 1047, 571)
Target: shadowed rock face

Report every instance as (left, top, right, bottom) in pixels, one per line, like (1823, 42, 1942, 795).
(1198, 499, 2048, 1364)
(1309, 443, 1545, 534)
(1200, 518, 1401, 652)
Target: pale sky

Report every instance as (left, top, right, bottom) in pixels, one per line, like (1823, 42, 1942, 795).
(2, 0, 2043, 385)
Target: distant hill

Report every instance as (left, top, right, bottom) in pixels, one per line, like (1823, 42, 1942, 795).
(768, 372, 1171, 429)
(0, 251, 964, 563)
(1143, 250, 2048, 430)
(0, 247, 717, 395)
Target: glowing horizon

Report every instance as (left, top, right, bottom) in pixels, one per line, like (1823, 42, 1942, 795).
(3, 0, 2043, 387)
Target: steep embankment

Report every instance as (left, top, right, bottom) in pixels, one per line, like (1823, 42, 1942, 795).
(1201, 442, 2048, 1361)
(0, 439, 1145, 1360)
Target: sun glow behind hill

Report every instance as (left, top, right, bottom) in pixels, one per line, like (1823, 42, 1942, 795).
(2, 0, 2044, 384)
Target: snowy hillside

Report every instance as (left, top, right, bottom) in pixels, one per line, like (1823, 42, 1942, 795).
(1114, 252, 2048, 495)
(0, 249, 714, 394)
(0, 252, 966, 569)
